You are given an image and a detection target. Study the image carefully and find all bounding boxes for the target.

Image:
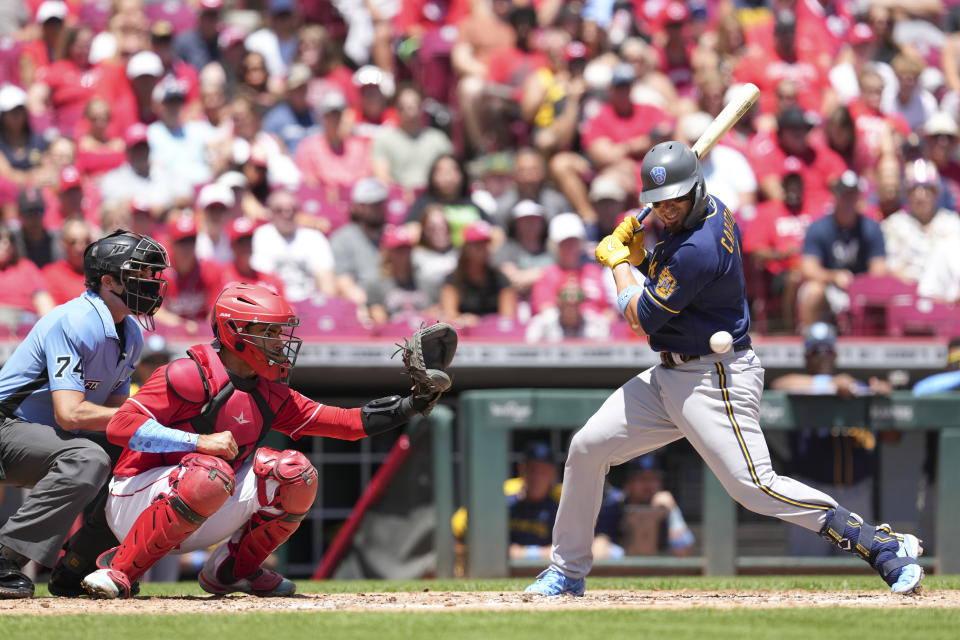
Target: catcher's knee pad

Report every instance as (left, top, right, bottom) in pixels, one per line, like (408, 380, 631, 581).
(174, 453, 237, 517)
(214, 448, 316, 583)
(103, 455, 235, 583)
(252, 447, 318, 515)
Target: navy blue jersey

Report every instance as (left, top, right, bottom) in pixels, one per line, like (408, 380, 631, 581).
(0, 291, 142, 428)
(507, 491, 559, 546)
(802, 212, 886, 273)
(635, 195, 751, 355)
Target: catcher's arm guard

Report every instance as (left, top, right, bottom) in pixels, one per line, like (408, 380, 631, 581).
(394, 322, 458, 416)
(360, 394, 438, 436)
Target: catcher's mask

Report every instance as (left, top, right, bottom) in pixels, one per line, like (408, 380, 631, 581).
(212, 282, 302, 383)
(82, 229, 170, 331)
(639, 141, 708, 230)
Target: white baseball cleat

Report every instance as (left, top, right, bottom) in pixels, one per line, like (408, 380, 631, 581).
(81, 568, 132, 599)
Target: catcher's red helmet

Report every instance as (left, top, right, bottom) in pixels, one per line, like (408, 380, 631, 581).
(212, 283, 302, 383)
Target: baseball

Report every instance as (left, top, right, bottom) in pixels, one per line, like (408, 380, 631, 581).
(709, 331, 733, 354)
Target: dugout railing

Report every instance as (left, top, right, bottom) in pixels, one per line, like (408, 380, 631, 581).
(434, 389, 960, 578)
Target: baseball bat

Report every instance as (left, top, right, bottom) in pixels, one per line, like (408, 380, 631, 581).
(634, 82, 760, 225)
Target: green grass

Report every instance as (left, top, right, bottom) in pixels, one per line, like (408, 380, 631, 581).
(9, 576, 960, 640)
(31, 574, 960, 597)
(5, 609, 960, 640)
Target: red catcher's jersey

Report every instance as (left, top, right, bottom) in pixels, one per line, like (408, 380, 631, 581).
(108, 343, 365, 477)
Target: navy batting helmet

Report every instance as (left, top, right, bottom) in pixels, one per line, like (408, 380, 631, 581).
(83, 229, 169, 330)
(639, 141, 709, 229)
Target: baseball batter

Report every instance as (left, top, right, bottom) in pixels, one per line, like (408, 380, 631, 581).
(525, 142, 923, 596)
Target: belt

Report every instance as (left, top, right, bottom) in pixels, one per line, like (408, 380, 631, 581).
(659, 343, 751, 369)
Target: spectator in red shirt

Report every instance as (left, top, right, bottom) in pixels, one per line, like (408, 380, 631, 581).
(21, 0, 67, 87)
(218, 216, 285, 297)
(846, 68, 909, 175)
(480, 6, 547, 150)
(294, 90, 371, 190)
(153, 215, 223, 334)
(40, 216, 91, 305)
(452, 0, 516, 152)
(734, 9, 831, 117)
(352, 64, 399, 140)
(751, 106, 846, 216)
(76, 98, 126, 177)
(550, 62, 672, 226)
(395, 0, 470, 40)
(105, 50, 165, 141)
(531, 212, 609, 317)
(150, 20, 200, 105)
(298, 23, 358, 114)
(0, 223, 55, 321)
(32, 25, 105, 138)
(653, 2, 696, 99)
(45, 165, 99, 230)
(744, 163, 816, 333)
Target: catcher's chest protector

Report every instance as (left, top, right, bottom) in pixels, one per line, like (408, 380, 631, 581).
(169, 344, 283, 468)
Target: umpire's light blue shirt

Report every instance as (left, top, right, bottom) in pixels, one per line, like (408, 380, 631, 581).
(0, 290, 142, 429)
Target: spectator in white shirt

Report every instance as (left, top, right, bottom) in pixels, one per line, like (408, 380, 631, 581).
(194, 182, 237, 264)
(882, 159, 960, 285)
(251, 188, 336, 302)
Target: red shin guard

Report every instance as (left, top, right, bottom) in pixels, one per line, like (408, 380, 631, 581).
(104, 454, 235, 582)
(214, 447, 317, 583)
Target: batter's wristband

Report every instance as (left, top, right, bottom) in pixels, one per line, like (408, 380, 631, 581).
(524, 545, 542, 559)
(617, 285, 643, 315)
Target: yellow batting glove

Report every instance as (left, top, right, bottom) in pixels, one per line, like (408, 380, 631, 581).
(595, 235, 632, 269)
(624, 232, 647, 267)
(612, 214, 644, 245)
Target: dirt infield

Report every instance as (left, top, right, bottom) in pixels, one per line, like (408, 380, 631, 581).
(2, 589, 959, 615)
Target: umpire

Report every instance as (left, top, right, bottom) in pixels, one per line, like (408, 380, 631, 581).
(0, 230, 168, 598)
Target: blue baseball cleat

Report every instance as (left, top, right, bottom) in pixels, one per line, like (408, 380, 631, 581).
(886, 533, 924, 594)
(524, 569, 585, 596)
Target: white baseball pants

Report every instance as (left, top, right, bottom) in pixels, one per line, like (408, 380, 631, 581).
(549, 349, 838, 579)
(105, 459, 281, 554)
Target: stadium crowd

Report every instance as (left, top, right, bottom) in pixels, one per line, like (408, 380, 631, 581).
(1, 0, 959, 340)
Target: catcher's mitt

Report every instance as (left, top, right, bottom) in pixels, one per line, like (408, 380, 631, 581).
(394, 322, 458, 414)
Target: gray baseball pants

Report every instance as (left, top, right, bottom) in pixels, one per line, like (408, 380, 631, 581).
(0, 417, 112, 567)
(549, 349, 838, 579)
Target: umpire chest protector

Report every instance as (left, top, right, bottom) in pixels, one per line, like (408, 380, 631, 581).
(165, 343, 289, 467)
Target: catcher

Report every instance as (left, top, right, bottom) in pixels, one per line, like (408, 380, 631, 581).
(81, 283, 457, 598)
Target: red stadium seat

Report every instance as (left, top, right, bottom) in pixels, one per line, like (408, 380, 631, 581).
(845, 275, 917, 336)
(374, 315, 435, 338)
(464, 315, 526, 340)
(295, 297, 371, 337)
(297, 184, 350, 232)
(886, 299, 960, 337)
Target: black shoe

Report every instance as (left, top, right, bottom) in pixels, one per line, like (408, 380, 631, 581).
(49, 560, 141, 598)
(0, 558, 34, 599)
(48, 561, 86, 598)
